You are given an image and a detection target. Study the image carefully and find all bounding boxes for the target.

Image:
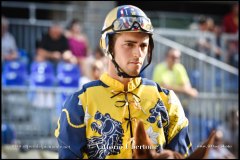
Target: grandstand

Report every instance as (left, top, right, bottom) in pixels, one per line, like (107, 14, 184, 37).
(2, 1, 238, 158)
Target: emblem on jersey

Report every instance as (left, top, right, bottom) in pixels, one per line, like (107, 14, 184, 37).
(86, 111, 124, 159)
(147, 99, 169, 129)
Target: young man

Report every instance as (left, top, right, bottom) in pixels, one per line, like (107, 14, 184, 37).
(55, 5, 192, 159)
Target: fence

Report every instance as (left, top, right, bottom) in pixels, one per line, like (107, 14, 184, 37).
(2, 87, 238, 155)
(2, 86, 78, 150)
(181, 93, 239, 151)
(146, 32, 238, 93)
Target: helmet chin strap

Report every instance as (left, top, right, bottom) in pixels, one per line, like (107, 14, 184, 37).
(108, 51, 151, 78)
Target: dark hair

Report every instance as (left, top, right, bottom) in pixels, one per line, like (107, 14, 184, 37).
(108, 34, 119, 55)
(198, 16, 207, 25)
(67, 18, 80, 30)
(94, 46, 104, 57)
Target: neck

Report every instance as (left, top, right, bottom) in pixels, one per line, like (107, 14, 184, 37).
(167, 62, 173, 70)
(108, 60, 132, 90)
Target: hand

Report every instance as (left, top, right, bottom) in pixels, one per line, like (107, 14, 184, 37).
(188, 88, 198, 98)
(52, 51, 61, 60)
(63, 51, 78, 64)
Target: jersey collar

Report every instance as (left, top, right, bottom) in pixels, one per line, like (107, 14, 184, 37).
(100, 72, 142, 91)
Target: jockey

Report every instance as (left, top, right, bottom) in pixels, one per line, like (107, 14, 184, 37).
(55, 5, 193, 158)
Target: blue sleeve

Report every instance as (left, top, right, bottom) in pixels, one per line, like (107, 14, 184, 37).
(165, 127, 193, 156)
(55, 92, 87, 159)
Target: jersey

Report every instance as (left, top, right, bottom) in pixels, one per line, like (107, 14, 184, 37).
(55, 72, 193, 158)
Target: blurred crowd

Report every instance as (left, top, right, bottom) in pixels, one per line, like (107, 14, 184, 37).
(2, 4, 238, 89)
(2, 17, 108, 89)
(189, 3, 238, 67)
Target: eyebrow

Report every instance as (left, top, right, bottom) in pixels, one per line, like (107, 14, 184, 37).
(124, 40, 148, 45)
(124, 40, 137, 43)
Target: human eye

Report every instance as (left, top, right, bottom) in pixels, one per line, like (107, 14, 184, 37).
(125, 43, 134, 47)
(140, 43, 148, 49)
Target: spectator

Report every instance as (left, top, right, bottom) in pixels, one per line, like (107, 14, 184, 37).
(82, 46, 108, 81)
(222, 3, 238, 68)
(195, 16, 212, 56)
(223, 3, 239, 34)
(1, 16, 18, 62)
(153, 48, 198, 98)
(217, 109, 239, 157)
(152, 48, 198, 117)
(79, 60, 105, 90)
(37, 22, 76, 66)
(91, 60, 105, 80)
(65, 19, 89, 67)
(226, 40, 238, 68)
(206, 17, 215, 33)
(207, 130, 236, 159)
(195, 16, 222, 59)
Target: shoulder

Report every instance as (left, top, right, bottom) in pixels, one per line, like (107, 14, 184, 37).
(141, 78, 170, 94)
(154, 62, 166, 70)
(63, 90, 83, 108)
(175, 63, 185, 69)
(141, 78, 158, 86)
(79, 80, 109, 94)
(6, 32, 14, 38)
(174, 63, 187, 72)
(60, 34, 68, 41)
(3, 32, 15, 41)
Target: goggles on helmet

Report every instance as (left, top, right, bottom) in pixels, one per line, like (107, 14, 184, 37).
(102, 16, 153, 34)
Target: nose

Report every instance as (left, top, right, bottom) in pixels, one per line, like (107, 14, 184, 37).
(133, 47, 142, 58)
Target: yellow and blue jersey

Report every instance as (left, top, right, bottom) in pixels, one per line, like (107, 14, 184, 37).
(55, 73, 193, 159)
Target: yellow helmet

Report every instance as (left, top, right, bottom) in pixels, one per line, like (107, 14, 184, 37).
(100, 5, 154, 55)
(99, 5, 154, 78)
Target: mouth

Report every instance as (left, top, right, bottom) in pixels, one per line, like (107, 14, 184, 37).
(129, 61, 142, 65)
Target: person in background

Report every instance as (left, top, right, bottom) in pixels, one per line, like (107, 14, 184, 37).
(223, 3, 239, 34)
(79, 60, 105, 90)
(37, 22, 76, 67)
(207, 130, 236, 159)
(217, 109, 239, 158)
(152, 48, 198, 117)
(1, 16, 18, 62)
(81, 46, 108, 82)
(153, 48, 198, 98)
(65, 19, 89, 69)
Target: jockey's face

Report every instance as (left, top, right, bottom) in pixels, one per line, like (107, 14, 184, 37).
(113, 32, 149, 76)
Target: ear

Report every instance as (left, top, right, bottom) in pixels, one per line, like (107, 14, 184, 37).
(133, 120, 154, 159)
(187, 130, 216, 159)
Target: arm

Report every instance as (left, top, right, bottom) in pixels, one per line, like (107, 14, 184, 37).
(161, 64, 198, 98)
(55, 92, 87, 158)
(37, 48, 62, 61)
(160, 90, 193, 157)
(3, 34, 19, 61)
(3, 50, 18, 61)
(161, 82, 198, 98)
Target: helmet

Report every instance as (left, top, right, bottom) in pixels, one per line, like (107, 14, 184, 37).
(100, 5, 153, 55)
(100, 5, 154, 78)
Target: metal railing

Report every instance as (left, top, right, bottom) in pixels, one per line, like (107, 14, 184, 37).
(148, 33, 238, 93)
(2, 87, 238, 154)
(186, 92, 238, 153)
(2, 87, 77, 148)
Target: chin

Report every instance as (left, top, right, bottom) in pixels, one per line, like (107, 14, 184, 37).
(128, 71, 140, 77)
